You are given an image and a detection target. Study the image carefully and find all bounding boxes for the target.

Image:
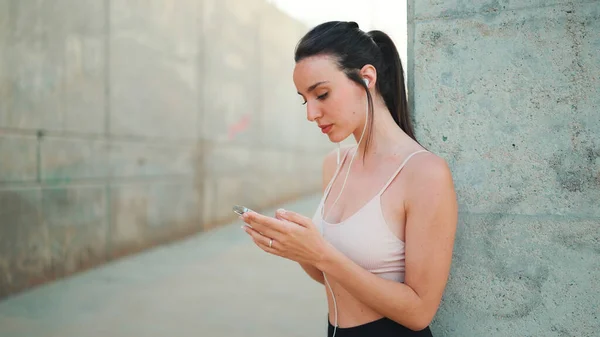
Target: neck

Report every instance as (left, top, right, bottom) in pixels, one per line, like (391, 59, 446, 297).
(352, 100, 413, 162)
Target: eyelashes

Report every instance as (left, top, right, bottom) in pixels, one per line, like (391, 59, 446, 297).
(318, 92, 329, 100)
(301, 92, 329, 105)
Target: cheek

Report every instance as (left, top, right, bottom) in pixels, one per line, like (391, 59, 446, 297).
(325, 93, 352, 119)
(328, 99, 360, 126)
(324, 102, 347, 123)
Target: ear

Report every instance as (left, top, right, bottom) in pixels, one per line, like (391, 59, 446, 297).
(359, 64, 377, 88)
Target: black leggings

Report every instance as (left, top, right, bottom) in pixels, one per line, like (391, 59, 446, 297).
(328, 317, 433, 337)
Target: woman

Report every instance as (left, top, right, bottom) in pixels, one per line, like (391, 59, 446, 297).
(240, 21, 457, 337)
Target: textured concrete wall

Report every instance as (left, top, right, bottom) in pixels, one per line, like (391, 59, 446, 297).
(408, 1, 599, 335)
(0, 0, 329, 299)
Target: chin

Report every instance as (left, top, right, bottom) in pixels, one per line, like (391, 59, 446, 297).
(327, 130, 351, 144)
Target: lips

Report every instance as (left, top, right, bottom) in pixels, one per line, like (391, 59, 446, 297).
(319, 124, 333, 134)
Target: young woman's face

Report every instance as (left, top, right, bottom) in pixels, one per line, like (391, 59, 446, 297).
(293, 55, 367, 143)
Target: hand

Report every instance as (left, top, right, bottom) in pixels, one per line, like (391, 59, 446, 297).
(241, 208, 327, 266)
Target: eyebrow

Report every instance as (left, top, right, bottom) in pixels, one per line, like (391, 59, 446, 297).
(297, 81, 329, 95)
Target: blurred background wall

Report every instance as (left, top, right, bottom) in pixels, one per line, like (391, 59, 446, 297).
(0, 0, 337, 299)
(408, 1, 599, 336)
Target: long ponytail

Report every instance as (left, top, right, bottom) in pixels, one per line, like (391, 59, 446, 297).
(368, 30, 418, 142)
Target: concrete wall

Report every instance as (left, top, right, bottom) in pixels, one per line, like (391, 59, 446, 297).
(408, 1, 599, 335)
(0, 0, 330, 299)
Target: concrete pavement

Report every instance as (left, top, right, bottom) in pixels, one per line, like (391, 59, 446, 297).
(0, 194, 328, 337)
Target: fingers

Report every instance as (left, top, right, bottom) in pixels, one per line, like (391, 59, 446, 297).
(243, 225, 281, 256)
(242, 211, 288, 239)
(276, 209, 312, 228)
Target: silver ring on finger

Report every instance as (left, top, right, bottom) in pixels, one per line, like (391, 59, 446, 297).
(269, 238, 273, 248)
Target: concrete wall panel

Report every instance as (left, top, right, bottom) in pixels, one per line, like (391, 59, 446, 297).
(0, 134, 38, 183)
(437, 213, 599, 336)
(0, 0, 105, 133)
(413, 0, 597, 20)
(108, 141, 199, 178)
(109, 181, 202, 256)
(109, 0, 198, 139)
(0, 188, 43, 298)
(409, 0, 600, 335)
(412, 3, 600, 217)
(40, 137, 108, 182)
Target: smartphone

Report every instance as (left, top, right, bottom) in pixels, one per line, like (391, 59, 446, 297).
(233, 205, 253, 216)
(234, 205, 256, 230)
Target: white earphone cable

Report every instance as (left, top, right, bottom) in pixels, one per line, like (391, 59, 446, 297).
(322, 80, 369, 337)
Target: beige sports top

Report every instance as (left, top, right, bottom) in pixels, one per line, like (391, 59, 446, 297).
(312, 147, 429, 283)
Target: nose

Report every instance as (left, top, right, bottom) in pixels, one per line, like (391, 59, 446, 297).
(306, 102, 322, 122)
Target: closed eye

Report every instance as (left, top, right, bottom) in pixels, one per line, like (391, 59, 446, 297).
(317, 92, 328, 100)
(299, 92, 328, 105)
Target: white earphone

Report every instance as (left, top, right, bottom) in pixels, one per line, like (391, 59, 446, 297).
(363, 78, 369, 86)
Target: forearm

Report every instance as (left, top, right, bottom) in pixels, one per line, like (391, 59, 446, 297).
(316, 246, 432, 331)
(299, 262, 324, 284)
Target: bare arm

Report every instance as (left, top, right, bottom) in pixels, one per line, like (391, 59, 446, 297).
(314, 155, 458, 330)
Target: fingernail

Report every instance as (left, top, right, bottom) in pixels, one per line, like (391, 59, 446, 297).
(277, 208, 286, 214)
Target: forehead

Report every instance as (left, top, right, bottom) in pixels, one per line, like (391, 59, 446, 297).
(293, 55, 340, 88)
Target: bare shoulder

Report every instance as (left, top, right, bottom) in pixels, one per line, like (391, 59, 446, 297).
(402, 151, 456, 203)
(405, 151, 453, 180)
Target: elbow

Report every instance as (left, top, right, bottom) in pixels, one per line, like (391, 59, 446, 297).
(406, 318, 432, 332)
(401, 307, 436, 332)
